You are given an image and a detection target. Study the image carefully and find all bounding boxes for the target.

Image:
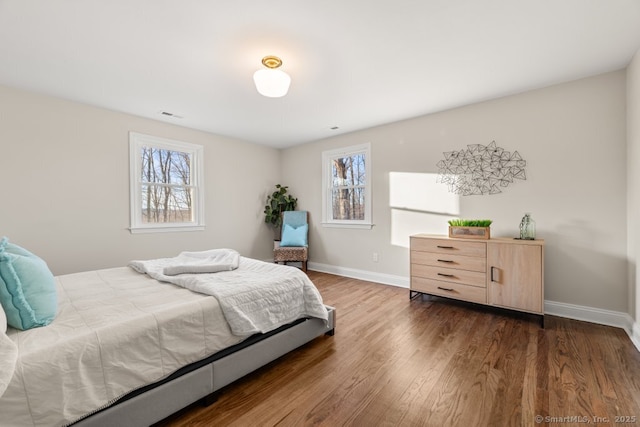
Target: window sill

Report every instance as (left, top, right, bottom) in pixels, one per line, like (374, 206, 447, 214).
(129, 225, 205, 234)
(321, 222, 374, 230)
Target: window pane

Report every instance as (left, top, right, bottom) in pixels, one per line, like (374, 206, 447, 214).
(331, 187, 365, 220)
(141, 185, 193, 223)
(331, 154, 366, 188)
(140, 147, 191, 185)
(130, 132, 204, 232)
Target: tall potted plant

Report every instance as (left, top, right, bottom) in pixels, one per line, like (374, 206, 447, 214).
(264, 184, 297, 240)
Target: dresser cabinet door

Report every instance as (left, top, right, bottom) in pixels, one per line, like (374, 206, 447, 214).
(487, 242, 543, 313)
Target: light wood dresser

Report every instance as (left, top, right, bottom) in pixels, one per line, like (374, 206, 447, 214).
(410, 234, 544, 323)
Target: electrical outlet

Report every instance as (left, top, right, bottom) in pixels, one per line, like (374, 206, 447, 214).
(372, 252, 379, 262)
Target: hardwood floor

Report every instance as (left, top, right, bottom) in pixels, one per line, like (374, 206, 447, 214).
(155, 271, 640, 427)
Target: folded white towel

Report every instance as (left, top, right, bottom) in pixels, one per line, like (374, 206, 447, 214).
(130, 248, 240, 277)
(163, 263, 235, 276)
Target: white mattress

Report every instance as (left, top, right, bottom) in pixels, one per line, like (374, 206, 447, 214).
(0, 267, 245, 427)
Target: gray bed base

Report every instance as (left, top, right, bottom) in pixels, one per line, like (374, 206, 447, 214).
(72, 306, 335, 427)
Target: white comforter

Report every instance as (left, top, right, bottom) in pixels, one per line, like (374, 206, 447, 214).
(129, 251, 328, 336)
(1, 267, 246, 426)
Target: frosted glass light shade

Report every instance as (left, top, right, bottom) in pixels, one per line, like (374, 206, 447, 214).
(253, 68, 291, 98)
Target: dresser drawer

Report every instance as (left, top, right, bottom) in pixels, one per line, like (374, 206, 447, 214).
(411, 264, 486, 288)
(410, 237, 486, 258)
(410, 251, 486, 272)
(411, 277, 487, 304)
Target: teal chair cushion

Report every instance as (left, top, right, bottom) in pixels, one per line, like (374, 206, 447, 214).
(282, 210, 307, 228)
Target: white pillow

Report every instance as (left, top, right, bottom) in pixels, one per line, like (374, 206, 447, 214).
(0, 332, 18, 397)
(0, 303, 6, 334)
(0, 302, 18, 398)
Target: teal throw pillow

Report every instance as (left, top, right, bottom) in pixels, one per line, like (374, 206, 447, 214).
(280, 223, 308, 247)
(0, 237, 57, 330)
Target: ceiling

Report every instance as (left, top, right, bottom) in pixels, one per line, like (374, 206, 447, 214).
(1, 1, 640, 149)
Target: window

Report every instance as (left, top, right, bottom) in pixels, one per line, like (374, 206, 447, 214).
(129, 132, 204, 233)
(321, 143, 372, 229)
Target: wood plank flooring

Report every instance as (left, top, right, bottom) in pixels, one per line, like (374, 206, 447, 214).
(155, 271, 640, 427)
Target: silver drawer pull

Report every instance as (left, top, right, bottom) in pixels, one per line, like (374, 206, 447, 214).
(437, 286, 454, 292)
(437, 259, 454, 263)
(437, 273, 454, 277)
(437, 245, 454, 249)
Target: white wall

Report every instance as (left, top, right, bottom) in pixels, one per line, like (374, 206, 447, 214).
(0, 84, 281, 275)
(282, 70, 628, 313)
(0, 70, 632, 318)
(628, 49, 640, 343)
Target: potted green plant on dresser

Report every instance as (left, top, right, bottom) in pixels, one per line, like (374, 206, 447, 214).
(448, 219, 492, 239)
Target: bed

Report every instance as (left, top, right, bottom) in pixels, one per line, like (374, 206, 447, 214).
(0, 245, 335, 427)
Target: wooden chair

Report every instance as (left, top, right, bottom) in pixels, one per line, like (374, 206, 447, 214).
(273, 211, 308, 272)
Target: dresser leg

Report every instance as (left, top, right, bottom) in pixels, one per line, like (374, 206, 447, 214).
(410, 290, 422, 300)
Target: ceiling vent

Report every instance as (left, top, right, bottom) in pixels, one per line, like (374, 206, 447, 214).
(159, 111, 183, 119)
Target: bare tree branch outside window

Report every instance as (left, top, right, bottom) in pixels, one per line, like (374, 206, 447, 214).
(140, 147, 193, 223)
(331, 153, 365, 220)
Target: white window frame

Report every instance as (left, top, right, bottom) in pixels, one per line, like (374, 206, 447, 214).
(129, 132, 205, 233)
(321, 143, 373, 229)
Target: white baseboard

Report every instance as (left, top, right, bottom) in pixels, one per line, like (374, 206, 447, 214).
(307, 262, 640, 352)
(543, 300, 635, 331)
(633, 322, 640, 352)
(308, 262, 409, 288)
(544, 301, 639, 350)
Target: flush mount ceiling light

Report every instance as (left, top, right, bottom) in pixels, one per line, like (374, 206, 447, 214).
(253, 55, 291, 98)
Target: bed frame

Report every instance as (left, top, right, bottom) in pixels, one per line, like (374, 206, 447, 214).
(72, 306, 335, 427)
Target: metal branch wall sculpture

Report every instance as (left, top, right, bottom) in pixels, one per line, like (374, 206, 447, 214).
(436, 141, 527, 195)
